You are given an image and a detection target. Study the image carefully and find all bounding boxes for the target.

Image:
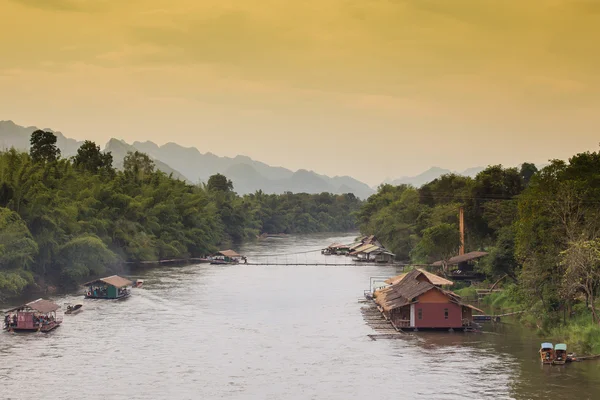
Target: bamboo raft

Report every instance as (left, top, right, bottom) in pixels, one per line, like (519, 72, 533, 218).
(360, 299, 406, 340)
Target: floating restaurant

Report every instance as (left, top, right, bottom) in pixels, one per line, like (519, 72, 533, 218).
(374, 269, 482, 330)
(3, 299, 62, 333)
(83, 275, 133, 300)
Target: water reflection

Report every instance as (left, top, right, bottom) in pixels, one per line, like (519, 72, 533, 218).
(1, 232, 599, 400)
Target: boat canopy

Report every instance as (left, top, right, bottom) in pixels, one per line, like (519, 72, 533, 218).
(554, 344, 567, 351)
(216, 250, 242, 258)
(6, 298, 60, 313)
(82, 275, 133, 288)
(541, 342, 553, 349)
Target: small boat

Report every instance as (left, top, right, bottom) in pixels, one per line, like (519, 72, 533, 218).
(553, 344, 567, 365)
(64, 303, 83, 315)
(540, 342, 554, 364)
(133, 279, 144, 288)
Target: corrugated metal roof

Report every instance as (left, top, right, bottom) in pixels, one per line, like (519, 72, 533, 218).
(350, 243, 381, 255)
(432, 251, 489, 266)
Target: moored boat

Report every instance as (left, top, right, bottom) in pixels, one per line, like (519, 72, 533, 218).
(4, 299, 62, 333)
(553, 344, 567, 365)
(540, 342, 554, 364)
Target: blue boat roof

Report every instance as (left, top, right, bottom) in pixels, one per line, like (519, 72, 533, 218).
(541, 342, 553, 348)
(555, 344, 567, 351)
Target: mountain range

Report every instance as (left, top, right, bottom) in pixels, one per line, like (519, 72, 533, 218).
(0, 120, 375, 198)
(1, 120, 545, 197)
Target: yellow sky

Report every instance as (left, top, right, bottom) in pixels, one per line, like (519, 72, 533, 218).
(1, 0, 599, 184)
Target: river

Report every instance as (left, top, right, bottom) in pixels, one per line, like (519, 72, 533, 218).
(1, 232, 600, 400)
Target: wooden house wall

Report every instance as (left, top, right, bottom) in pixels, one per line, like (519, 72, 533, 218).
(414, 302, 463, 328)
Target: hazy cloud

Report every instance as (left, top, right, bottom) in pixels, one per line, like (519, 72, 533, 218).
(1, 0, 599, 183)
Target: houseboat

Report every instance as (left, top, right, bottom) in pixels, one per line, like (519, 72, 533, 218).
(374, 269, 482, 330)
(83, 275, 133, 300)
(540, 343, 554, 364)
(553, 344, 567, 365)
(210, 250, 244, 264)
(3, 299, 62, 333)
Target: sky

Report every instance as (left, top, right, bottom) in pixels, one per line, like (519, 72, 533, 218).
(1, 0, 599, 185)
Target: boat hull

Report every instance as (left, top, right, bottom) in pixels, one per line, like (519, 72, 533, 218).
(85, 293, 131, 300)
(5, 322, 61, 333)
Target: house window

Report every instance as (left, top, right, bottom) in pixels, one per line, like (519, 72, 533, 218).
(444, 308, 449, 320)
(418, 309, 422, 320)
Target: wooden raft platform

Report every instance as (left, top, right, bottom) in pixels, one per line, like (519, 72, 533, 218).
(360, 298, 406, 341)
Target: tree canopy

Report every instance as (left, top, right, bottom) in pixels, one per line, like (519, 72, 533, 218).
(0, 131, 363, 299)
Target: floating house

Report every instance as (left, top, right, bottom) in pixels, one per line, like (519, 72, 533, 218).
(349, 243, 395, 263)
(83, 275, 133, 300)
(322, 243, 351, 255)
(4, 299, 62, 332)
(351, 235, 382, 249)
(374, 269, 482, 330)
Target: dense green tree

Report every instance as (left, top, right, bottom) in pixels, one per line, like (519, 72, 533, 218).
(0, 133, 363, 299)
(123, 151, 155, 183)
(411, 223, 460, 271)
(29, 130, 61, 163)
(519, 162, 538, 186)
(74, 140, 114, 175)
(207, 173, 234, 192)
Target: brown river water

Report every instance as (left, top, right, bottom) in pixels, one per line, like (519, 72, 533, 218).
(1, 232, 600, 400)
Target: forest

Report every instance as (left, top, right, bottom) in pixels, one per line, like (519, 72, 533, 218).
(358, 149, 600, 351)
(0, 131, 362, 300)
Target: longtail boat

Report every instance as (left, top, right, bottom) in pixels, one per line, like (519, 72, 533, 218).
(540, 342, 554, 364)
(553, 344, 567, 365)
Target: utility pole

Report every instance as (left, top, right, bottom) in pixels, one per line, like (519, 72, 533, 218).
(459, 206, 465, 255)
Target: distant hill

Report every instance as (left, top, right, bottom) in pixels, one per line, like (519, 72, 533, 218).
(0, 120, 83, 157)
(0, 120, 188, 180)
(104, 139, 188, 181)
(0, 120, 375, 198)
(130, 140, 374, 197)
(386, 164, 546, 188)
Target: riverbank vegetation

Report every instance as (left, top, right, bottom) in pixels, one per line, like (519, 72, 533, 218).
(359, 148, 600, 353)
(0, 131, 362, 300)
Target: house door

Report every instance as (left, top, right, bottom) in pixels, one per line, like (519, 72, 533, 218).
(410, 304, 415, 327)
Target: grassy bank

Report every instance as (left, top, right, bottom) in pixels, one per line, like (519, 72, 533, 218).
(477, 284, 600, 355)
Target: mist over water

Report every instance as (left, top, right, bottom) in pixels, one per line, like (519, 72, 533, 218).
(1, 233, 599, 400)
